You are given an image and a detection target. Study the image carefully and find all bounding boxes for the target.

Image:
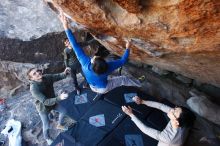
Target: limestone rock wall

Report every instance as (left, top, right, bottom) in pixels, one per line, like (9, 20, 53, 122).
(47, 0, 220, 87)
(0, 61, 41, 97)
(0, 32, 66, 63)
(0, 0, 63, 41)
(0, 27, 91, 97)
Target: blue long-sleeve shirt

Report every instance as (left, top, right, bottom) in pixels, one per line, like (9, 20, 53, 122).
(65, 29, 130, 88)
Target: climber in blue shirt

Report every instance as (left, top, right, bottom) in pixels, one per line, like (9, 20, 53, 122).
(58, 12, 141, 94)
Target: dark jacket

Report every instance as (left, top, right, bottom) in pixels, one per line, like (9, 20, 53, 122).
(30, 73, 66, 112)
(64, 47, 79, 67)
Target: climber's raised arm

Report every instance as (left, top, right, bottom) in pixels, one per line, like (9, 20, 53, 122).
(58, 12, 90, 66)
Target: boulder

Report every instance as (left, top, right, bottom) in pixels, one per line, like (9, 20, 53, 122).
(176, 74, 193, 84)
(46, 0, 220, 88)
(0, 61, 55, 97)
(187, 90, 220, 125)
(0, 0, 63, 41)
(152, 66, 169, 76)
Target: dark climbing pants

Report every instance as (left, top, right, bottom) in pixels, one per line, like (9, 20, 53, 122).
(69, 62, 87, 89)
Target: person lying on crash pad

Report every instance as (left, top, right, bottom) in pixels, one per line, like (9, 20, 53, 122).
(122, 96, 196, 146)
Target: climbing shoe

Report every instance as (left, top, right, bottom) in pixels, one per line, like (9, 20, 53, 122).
(138, 75, 145, 83)
(56, 124, 68, 131)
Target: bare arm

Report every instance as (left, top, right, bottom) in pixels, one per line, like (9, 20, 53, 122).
(122, 105, 175, 144)
(130, 114, 161, 140)
(133, 96, 172, 113)
(143, 100, 172, 113)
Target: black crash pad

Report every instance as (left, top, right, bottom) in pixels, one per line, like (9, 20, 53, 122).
(146, 109, 169, 131)
(98, 117, 158, 146)
(52, 120, 107, 146)
(146, 99, 174, 131)
(53, 86, 173, 146)
(60, 88, 97, 121)
(80, 100, 126, 132)
(69, 120, 107, 146)
(103, 86, 156, 119)
(51, 129, 83, 146)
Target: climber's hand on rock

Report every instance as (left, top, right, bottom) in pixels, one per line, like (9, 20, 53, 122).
(58, 12, 68, 29)
(125, 39, 131, 49)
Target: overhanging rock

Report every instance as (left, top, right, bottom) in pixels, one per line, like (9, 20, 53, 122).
(45, 0, 220, 87)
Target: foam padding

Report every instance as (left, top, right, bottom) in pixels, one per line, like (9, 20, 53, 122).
(81, 100, 126, 132)
(60, 88, 97, 120)
(98, 117, 158, 146)
(53, 87, 173, 146)
(146, 109, 169, 131)
(51, 129, 83, 146)
(69, 120, 107, 146)
(161, 98, 176, 108)
(103, 86, 156, 119)
(146, 99, 174, 131)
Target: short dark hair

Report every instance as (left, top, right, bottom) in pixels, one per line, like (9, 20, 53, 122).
(26, 68, 35, 80)
(64, 38, 69, 43)
(177, 106, 196, 128)
(92, 57, 108, 74)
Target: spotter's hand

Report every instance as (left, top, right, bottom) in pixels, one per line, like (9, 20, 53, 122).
(132, 96, 143, 105)
(122, 105, 133, 116)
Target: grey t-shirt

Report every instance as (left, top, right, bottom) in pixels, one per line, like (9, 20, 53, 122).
(130, 101, 189, 146)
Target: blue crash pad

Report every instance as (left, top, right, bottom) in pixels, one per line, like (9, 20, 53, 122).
(146, 99, 174, 131)
(81, 100, 126, 132)
(60, 88, 97, 120)
(104, 86, 156, 119)
(52, 120, 106, 146)
(98, 117, 158, 146)
(53, 86, 173, 146)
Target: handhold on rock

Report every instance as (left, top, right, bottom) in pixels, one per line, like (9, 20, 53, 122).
(152, 66, 169, 76)
(131, 38, 166, 57)
(113, 0, 142, 13)
(176, 74, 193, 84)
(96, 35, 117, 43)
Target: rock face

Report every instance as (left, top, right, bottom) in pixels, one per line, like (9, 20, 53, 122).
(0, 32, 68, 64)
(188, 89, 220, 125)
(0, 61, 51, 97)
(0, 32, 66, 63)
(0, 31, 67, 97)
(187, 93, 220, 125)
(47, 0, 220, 87)
(0, 0, 63, 41)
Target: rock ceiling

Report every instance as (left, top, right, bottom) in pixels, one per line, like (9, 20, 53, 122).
(46, 0, 220, 87)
